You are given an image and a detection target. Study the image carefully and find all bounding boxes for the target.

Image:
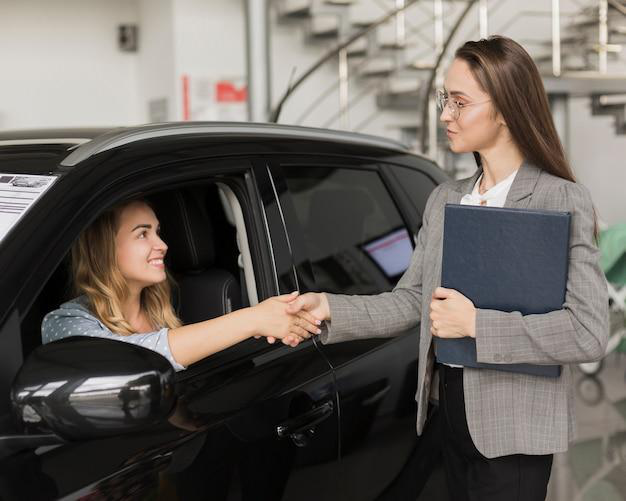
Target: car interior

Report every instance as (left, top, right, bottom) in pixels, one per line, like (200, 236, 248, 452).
(19, 181, 258, 360)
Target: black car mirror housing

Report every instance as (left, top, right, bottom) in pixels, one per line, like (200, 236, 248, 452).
(10, 337, 176, 441)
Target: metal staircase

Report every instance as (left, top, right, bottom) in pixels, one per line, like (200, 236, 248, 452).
(270, 0, 626, 173)
(592, 93, 626, 134)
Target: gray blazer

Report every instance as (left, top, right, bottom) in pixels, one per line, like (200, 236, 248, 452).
(320, 160, 609, 458)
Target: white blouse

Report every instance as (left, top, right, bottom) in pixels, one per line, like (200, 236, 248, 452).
(460, 168, 519, 207)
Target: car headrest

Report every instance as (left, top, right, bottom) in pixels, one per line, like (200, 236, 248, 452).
(150, 190, 216, 273)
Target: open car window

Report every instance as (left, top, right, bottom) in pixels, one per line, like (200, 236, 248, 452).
(19, 180, 263, 371)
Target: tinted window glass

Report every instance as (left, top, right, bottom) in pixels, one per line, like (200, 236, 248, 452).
(392, 166, 437, 217)
(283, 167, 412, 295)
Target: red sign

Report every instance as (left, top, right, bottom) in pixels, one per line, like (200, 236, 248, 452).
(216, 81, 248, 103)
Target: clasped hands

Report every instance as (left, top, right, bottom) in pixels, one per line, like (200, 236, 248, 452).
(252, 287, 476, 347)
(251, 291, 329, 347)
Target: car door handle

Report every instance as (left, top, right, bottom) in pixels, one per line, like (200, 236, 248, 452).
(276, 400, 334, 439)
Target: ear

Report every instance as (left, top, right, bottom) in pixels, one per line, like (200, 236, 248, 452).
(494, 110, 507, 127)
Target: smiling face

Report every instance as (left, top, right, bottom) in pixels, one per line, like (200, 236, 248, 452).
(440, 58, 508, 154)
(115, 201, 168, 292)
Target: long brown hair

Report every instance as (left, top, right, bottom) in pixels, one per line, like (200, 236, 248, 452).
(455, 35, 599, 239)
(71, 199, 182, 335)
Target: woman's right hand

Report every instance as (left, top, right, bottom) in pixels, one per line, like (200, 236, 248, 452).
(275, 292, 331, 347)
(286, 292, 330, 323)
(251, 292, 322, 346)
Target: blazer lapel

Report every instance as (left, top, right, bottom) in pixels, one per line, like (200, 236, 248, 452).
(448, 166, 483, 202)
(503, 160, 543, 209)
(446, 159, 543, 208)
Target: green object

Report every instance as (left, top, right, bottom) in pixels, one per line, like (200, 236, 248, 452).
(583, 479, 622, 501)
(615, 398, 626, 422)
(618, 337, 626, 354)
(569, 438, 604, 488)
(599, 223, 626, 286)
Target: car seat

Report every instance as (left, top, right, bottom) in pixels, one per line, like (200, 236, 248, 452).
(151, 188, 242, 325)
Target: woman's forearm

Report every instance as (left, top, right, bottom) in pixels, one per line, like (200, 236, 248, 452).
(167, 307, 255, 367)
(321, 288, 421, 344)
(166, 293, 321, 366)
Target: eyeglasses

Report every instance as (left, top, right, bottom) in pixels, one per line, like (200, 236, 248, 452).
(436, 89, 491, 120)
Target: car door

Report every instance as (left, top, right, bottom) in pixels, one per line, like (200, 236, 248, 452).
(267, 154, 442, 500)
(0, 154, 341, 500)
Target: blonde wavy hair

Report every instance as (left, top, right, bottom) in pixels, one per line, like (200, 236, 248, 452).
(71, 199, 182, 335)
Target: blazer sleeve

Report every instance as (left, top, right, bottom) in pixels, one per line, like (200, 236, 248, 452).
(475, 182, 610, 365)
(319, 183, 444, 345)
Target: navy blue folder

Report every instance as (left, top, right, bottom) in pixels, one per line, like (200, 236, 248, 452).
(434, 203, 571, 377)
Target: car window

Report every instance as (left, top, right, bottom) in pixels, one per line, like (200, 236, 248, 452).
(390, 165, 437, 218)
(18, 179, 267, 370)
(282, 166, 413, 295)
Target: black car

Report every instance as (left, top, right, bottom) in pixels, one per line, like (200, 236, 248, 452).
(0, 123, 448, 500)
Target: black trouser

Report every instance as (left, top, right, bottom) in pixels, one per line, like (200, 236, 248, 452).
(437, 363, 553, 501)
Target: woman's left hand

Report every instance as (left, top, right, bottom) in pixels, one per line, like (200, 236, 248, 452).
(429, 287, 476, 338)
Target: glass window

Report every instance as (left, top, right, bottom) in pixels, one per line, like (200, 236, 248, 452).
(283, 166, 412, 295)
(391, 166, 437, 218)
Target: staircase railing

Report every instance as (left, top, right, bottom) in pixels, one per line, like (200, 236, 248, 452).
(419, 0, 476, 153)
(271, 0, 626, 154)
(270, 0, 421, 122)
(292, 16, 435, 127)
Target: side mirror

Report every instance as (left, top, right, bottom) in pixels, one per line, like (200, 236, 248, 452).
(10, 337, 176, 441)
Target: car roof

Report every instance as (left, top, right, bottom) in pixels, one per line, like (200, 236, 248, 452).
(59, 122, 412, 166)
(0, 122, 422, 174)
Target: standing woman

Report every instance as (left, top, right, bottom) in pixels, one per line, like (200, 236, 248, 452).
(286, 36, 609, 500)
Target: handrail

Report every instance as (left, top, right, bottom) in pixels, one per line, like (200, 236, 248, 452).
(270, 0, 420, 122)
(419, 0, 477, 153)
(608, 0, 626, 16)
(294, 17, 436, 127)
(294, 55, 373, 125)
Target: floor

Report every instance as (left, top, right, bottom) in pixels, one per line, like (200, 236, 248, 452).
(547, 352, 626, 501)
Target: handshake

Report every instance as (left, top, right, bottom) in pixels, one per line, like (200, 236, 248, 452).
(251, 291, 330, 347)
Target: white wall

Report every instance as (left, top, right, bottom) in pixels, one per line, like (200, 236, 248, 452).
(568, 97, 626, 227)
(136, 0, 176, 123)
(171, 0, 246, 120)
(0, 0, 140, 129)
(0, 0, 247, 126)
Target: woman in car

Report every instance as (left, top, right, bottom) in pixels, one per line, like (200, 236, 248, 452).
(284, 36, 609, 500)
(42, 199, 321, 371)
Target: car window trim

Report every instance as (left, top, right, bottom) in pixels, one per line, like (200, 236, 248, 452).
(10, 160, 278, 374)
